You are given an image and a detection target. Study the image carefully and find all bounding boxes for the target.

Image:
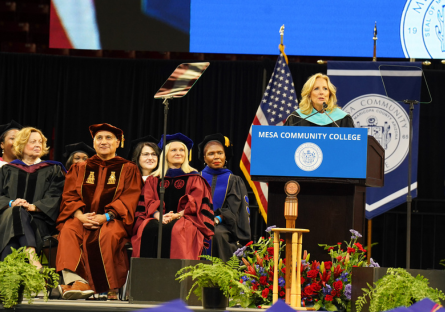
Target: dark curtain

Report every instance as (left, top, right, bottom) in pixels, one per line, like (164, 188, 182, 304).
(0, 52, 443, 268)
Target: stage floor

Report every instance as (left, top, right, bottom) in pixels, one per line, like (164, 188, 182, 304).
(3, 298, 268, 312)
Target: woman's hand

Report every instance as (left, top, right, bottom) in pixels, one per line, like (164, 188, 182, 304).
(11, 198, 28, 207)
(23, 203, 39, 212)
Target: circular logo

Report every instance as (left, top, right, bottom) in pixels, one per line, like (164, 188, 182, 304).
(342, 94, 410, 173)
(174, 180, 185, 189)
(294, 143, 323, 171)
(400, 0, 445, 58)
(285, 181, 300, 196)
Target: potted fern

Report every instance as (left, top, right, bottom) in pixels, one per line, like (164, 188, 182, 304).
(176, 255, 254, 309)
(355, 267, 445, 312)
(0, 247, 59, 309)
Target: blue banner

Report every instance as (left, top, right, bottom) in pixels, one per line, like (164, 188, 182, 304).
(327, 61, 422, 219)
(250, 126, 368, 179)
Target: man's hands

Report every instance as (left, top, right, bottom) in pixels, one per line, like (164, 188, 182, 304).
(74, 210, 107, 230)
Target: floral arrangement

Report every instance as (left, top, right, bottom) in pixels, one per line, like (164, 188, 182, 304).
(234, 225, 286, 308)
(234, 227, 379, 310)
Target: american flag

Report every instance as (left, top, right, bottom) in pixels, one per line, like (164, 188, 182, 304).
(240, 54, 298, 222)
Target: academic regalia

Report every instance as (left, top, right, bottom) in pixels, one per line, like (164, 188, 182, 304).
(131, 168, 214, 259)
(284, 107, 355, 127)
(56, 155, 142, 293)
(0, 160, 65, 258)
(200, 166, 251, 261)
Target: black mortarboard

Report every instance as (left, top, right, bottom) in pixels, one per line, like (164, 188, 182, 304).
(198, 133, 233, 162)
(126, 135, 158, 160)
(63, 142, 96, 158)
(0, 120, 23, 138)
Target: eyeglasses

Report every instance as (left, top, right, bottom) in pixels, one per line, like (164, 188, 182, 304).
(141, 152, 158, 158)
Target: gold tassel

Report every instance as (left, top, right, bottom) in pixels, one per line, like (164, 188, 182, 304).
(121, 134, 124, 148)
(279, 44, 289, 65)
(189, 150, 192, 162)
(224, 136, 230, 147)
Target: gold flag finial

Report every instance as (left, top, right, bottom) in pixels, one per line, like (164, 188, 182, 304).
(278, 24, 289, 64)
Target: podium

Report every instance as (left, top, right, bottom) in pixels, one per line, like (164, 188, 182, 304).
(250, 126, 384, 261)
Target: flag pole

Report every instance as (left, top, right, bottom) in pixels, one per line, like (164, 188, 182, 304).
(373, 22, 377, 62)
(367, 22, 378, 265)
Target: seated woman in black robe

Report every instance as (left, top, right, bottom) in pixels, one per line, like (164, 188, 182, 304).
(131, 133, 214, 259)
(198, 134, 251, 261)
(0, 127, 65, 268)
(284, 73, 354, 127)
(0, 120, 23, 166)
(63, 142, 96, 169)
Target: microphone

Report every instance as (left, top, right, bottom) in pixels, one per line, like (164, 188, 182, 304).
(321, 102, 340, 127)
(284, 109, 322, 126)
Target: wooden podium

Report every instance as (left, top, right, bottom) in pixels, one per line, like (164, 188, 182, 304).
(250, 126, 384, 262)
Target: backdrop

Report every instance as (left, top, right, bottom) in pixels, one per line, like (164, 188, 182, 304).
(0, 52, 443, 268)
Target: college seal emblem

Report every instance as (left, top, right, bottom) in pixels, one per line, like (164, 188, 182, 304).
(294, 143, 323, 171)
(400, 0, 445, 58)
(342, 94, 410, 173)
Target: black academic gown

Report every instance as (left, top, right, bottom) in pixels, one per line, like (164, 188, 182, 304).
(0, 161, 65, 258)
(201, 166, 251, 261)
(284, 107, 355, 128)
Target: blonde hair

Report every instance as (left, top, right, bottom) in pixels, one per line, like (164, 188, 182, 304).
(13, 127, 49, 159)
(299, 73, 338, 115)
(152, 141, 197, 177)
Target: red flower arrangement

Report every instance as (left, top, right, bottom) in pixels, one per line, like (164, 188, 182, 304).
(235, 228, 374, 310)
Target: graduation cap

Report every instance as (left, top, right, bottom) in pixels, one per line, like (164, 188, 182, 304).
(0, 120, 23, 138)
(63, 142, 96, 159)
(158, 133, 193, 161)
(126, 135, 158, 160)
(198, 133, 233, 162)
(89, 123, 124, 148)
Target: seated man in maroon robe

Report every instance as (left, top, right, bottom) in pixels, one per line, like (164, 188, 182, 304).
(56, 123, 142, 300)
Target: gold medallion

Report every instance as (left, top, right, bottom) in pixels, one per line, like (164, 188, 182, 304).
(107, 171, 116, 184)
(284, 181, 300, 196)
(86, 172, 95, 184)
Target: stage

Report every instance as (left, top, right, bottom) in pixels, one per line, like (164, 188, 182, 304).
(1, 299, 266, 312)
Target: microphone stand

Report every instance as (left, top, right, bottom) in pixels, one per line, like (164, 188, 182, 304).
(285, 109, 322, 126)
(157, 96, 172, 259)
(321, 102, 339, 127)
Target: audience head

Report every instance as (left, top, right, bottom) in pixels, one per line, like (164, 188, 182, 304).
(13, 127, 49, 161)
(0, 120, 23, 162)
(198, 133, 233, 170)
(89, 123, 123, 160)
(129, 135, 160, 176)
(152, 133, 197, 176)
(64, 142, 96, 168)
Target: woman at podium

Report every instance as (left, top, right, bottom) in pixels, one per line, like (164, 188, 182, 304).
(131, 133, 214, 259)
(284, 73, 354, 127)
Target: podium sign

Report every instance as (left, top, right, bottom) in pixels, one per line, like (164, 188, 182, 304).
(251, 125, 368, 179)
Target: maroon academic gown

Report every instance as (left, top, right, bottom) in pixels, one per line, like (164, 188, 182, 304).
(131, 172, 214, 259)
(56, 155, 142, 293)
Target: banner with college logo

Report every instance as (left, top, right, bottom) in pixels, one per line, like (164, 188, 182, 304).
(327, 61, 422, 219)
